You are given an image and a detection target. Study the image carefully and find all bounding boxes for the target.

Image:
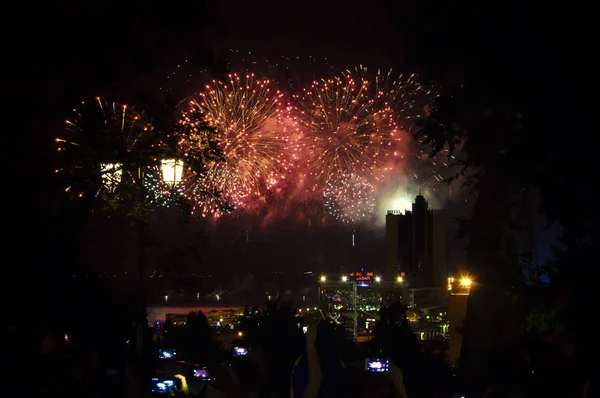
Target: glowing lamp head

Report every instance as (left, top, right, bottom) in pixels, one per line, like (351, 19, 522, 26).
(161, 159, 184, 188)
(375, 276, 381, 283)
(342, 276, 348, 282)
(320, 275, 327, 282)
(460, 278, 472, 287)
(396, 276, 403, 283)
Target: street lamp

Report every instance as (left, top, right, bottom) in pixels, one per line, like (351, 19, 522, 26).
(161, 159, 184, 188)
(342, 276, 348, 282)
(460, 277, 472, 288)
(396, 276, 403, 283)
(375, 276, 381, 283)
(320, 275, 326, 282)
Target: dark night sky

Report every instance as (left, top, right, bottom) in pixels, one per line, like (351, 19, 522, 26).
(208, 0, 402, 66)
(15, 1, 421, 277)
(11, 0, 582, 277)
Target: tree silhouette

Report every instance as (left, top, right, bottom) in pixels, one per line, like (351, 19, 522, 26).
(412, 3, 599, 392)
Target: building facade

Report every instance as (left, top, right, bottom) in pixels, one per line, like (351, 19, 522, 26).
(385, 194, 447, 287)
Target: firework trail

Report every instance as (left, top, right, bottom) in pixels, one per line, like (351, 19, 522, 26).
(180, 73, 289, 215)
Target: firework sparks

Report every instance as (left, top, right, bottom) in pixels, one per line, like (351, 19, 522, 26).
(293, 71, 400, 188)
(324, 173, 376, 223)
(58, 65, 445, 224)
(181, 73, 288, 215)
(354, 66, 433, 130)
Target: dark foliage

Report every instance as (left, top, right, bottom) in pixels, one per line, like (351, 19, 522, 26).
(407, 2, 599, 394)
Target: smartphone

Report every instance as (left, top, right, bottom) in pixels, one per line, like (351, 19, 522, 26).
(365, 358, 390, 372)
(158, 349, 176, 359)
(193, 367, 214, 381)
(233, 346, 248, 357)
(151, 378, 175, 393)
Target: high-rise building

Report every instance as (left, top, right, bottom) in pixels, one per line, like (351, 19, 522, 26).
(385, 194, 447, 287)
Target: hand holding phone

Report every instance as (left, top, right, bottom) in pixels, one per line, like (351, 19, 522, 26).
(173, 374, 189, 395)
(151, 378, 175, 393)
(158, 349, 176, 359)
(193, 367, 214, 381)
(233, 346, 248, 357)
(365, 358, 390, 372)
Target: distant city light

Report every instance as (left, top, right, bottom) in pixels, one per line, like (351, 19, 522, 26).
(460, 277, 472, 287)
(342, 276, 348, 282)
(375, 276, 381, 283)
(396, 276, 403, 283)
(320, 275, 326, 282)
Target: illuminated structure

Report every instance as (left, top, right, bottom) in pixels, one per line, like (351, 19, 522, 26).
(447, 276, 472, 365)
(385, 194, 447, 287)
(317, 271, 404, 340)
(161, 159, 184, 188)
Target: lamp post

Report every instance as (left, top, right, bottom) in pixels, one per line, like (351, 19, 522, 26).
(135, 159, 184, 355)
(160, 159, 184, 188)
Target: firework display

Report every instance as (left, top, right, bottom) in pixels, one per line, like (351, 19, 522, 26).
(180, 73, 288, 215)
(293, 71, 398, 185)
(58, 65, 447, 224)
(291, 67, 438, 221)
